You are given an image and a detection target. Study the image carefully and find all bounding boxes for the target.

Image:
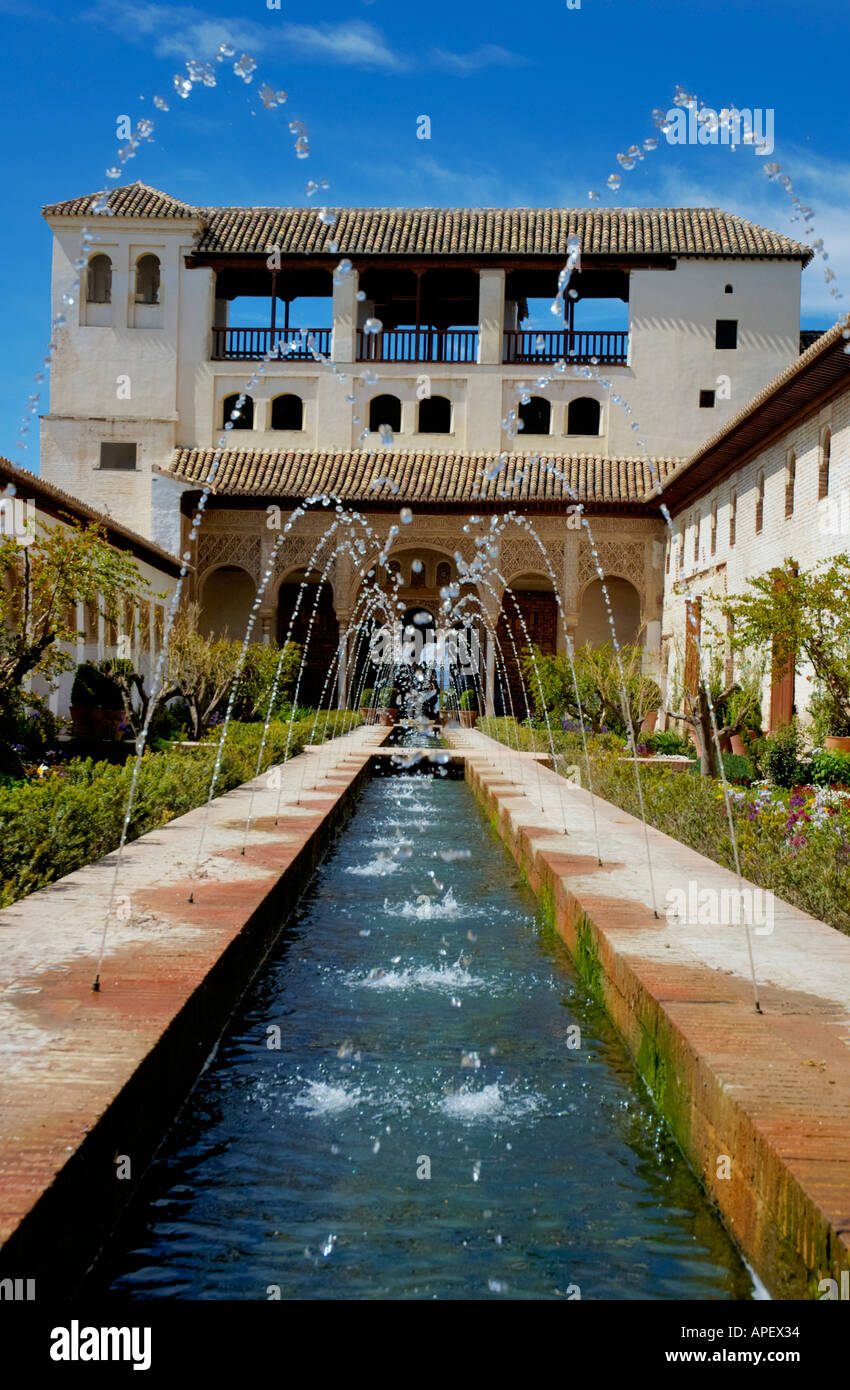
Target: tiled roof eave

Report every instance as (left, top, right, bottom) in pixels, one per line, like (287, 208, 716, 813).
(166, 447, 681, 510)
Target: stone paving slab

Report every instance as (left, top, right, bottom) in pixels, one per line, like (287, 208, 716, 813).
(446, 728, 850, 1299)
(0, 724, 387, 1294)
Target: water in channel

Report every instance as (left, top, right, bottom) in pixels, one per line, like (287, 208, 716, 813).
(98, 774, 754, 1301)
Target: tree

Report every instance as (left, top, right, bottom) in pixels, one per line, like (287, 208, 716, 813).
(663, 606, 766, 776)
(0, 518, 146, 758)
(520, 640, 659, 737)
(723, 556, 850, 737)
(105, 604, 302, 741)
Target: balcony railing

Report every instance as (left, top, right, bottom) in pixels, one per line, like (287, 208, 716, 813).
(357, 328, 479, 363)
(503, 329, 628, 365)
(211, 327, 332, 361)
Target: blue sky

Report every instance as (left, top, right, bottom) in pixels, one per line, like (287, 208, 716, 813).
(3, 0, 849, 468)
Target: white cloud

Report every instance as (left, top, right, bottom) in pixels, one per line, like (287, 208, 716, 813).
(80, 2, 526, 73)
(428, 44, 525, 73)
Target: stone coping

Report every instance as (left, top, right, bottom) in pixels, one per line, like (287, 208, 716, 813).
(446, 728, 850, 1299)
(0, 724, 388, 1297)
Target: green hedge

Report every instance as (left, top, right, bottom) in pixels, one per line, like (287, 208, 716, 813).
(0, 712, 362, 907)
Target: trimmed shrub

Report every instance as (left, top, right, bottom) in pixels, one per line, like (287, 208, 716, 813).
(0, 713, 362, 907)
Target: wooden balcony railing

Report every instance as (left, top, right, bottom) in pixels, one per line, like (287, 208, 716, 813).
(356, 327, 479, 363)
(211, 327, 332, 361)
(503, 329, 629, 365)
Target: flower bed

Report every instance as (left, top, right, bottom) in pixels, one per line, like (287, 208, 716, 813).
(479, 717, 850, 936)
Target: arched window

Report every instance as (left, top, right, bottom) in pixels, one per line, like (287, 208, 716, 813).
(724, 283, 734, 294)
(785, 450, 796, 518)
(222, 393, 254, 429)
(135, 254, 161, 305)
(369, 394, 401, 433)
(86, 254, 112, 304)
(418, 395, 451, 433)
(436, 561, 451, 585)
(819, 428, 831, 500)
(755, 471, 765, 534)
(729, 490, 737, 549)
(693, 511, 701, 563)
(567, 396, 601, 435)
(518, 396, 551, 436)
(710, 500, 718, 556)
(271, 394, 303, 430)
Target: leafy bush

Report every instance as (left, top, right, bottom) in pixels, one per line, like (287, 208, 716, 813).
(70, 661, 124, 709)
(645, 729, 692, 756)
(810, 748, 850, 786)
(378, 686, 396, 707)
(359, 688, 375, 708)
(762, 720, 805, 788)
(459, 688, 478, 711)
(721, 752, 756, 786)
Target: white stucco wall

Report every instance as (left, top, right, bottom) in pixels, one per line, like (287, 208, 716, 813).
(661, 377, 850, 725)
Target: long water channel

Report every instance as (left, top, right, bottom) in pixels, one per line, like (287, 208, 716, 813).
(95, 773, 756, 1300)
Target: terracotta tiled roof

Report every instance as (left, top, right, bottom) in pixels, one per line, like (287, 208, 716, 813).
(0, 457, 183, 574)
(165, 447, 680, 507)
(42, 183, 812, 262)
(651, 316, 850, 509)
(42, 182, 199, 220)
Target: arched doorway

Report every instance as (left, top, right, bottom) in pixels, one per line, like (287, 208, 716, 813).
(277, 576, 339, 708)
(199, 566, 255, 639)
(575, 577, 641, 649)
(496, 573, 557, 715)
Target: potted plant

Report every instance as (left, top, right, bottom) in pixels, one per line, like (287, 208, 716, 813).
(438, 690, 455, 726)
(359, 687, 376, 725)
(723, 686, 763, 757)
(378, 685, 397, 726)
(458, 688, 478, 728)
(69, 661, 125, 740)
(809, 686, 850, 753)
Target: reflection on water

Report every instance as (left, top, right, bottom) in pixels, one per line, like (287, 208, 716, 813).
(96, 777, 754, 1301)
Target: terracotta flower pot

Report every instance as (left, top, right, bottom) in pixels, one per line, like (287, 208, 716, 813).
(378, 708, 397, 727)
(459, 711, 478, 728)
(825, 736, 850, 753)
(360, 707, 377, 725)
(69, 706, 95, 738)
(92, 709, 125, 741)
(730, 734, 747, 756)
(640, 711, 658, 734)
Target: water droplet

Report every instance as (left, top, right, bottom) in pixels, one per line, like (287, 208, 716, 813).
(364, 317, 383, 335)
(233, 53, 257, 82)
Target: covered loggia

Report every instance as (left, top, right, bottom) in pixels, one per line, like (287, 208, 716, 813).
(212, 263, 334, 361)
(276, 570, 340, 707)
(356, 266, 480, 362)
(574, 576, 642, 649)
(198, 564, 256, 640)
(495, 571, 558, 715)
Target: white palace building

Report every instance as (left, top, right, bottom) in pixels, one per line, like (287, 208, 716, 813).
(37, 180, 847, 721)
